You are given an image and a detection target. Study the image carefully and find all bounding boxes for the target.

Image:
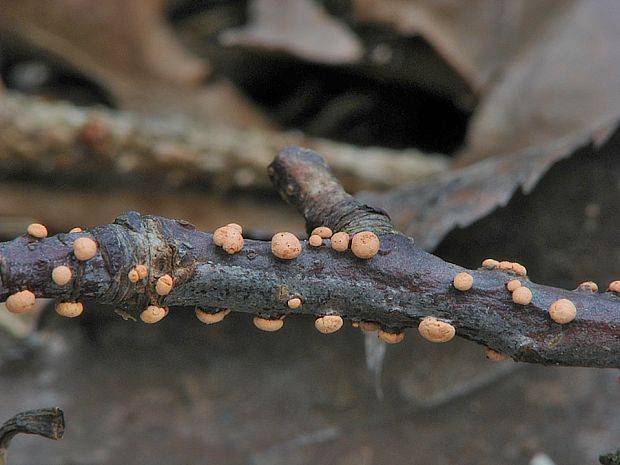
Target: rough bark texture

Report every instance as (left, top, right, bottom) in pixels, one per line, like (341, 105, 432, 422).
(0, 147, 619, 368)
(0, 408, 64, 465)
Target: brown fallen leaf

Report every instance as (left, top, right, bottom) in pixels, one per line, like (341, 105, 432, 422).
(359, 117, 619, 251)
(219, 0, 363, 64)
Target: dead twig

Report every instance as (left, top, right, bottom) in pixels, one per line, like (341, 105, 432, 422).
(0, 147, 619, 368)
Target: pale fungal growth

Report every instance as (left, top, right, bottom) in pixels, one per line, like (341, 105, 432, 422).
(227, 223, 243, 234)
(453, 272, 473, 291)
(351, 231, 380, 259)
(418, 316, 456, 343)
(608, 281, 620, 293)
(359, 321, 380, 332)
(69, 227, 83, 233)
(506, 279, 522, 292)
(5, 290, 36, 314)
(212, 226, 229, 246)
(221, 229, 244, 254)
(253, 317, 284, 332)
(287, 297, 302, 309)
(128, 268, 140, 283)
(484, 347, 509, 362)
(135, 265, 148, 279)
(577, 281, 598, 293)
(512, 286, 533, 305)
(311, 226, 332, 239)
(55, 302, 84, 318)
(548, 299, 577, 324)
(155, 274, 173, 296)
(511, 263, 527, 277)
(308, 234, 323, 247)
(378, 330, 405, 344)
(140, 305, 168, 324)
(330, 231, 350, 252)
(314, 315, 343, 334)
(482, 258, 499, 269)
(351, 321, 360, 328)
(498, 261, 513, 271)
(27, 223, 48, 238)
(195, 308, 231, 325)
(73, 237, 98, 261)
(271, 232, 302, 260)
(51, 265, 72, 286)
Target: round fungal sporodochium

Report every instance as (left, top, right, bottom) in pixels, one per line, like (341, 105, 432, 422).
(69, 227, 83, 233)
(73, 237, 98, 261)
(608, 281, 620, 293)
(221, 229, 244, 254)
(55, 302, 84, 318)
(418, 316, 456, 343)
(271, 232, 301, 260)
(52, 265, 72, 286)
(314, 315, 343, 334)
(351, 231, 380, 259)
(506, 279, 521, 292)
(156, 274, 173, 296)
(311, 226, 333, 239)
(308, 234, 323, 247)
(512, 286, 532, 305)
(27, 223, 48, 238)
(195, 308, 231, 325)
(548, 299, 577, 324)
(5, 290, 36, 314)
(330, 231, 349, 252)
(498, 261, 512, 271)
(287, 297, 302, 309)
(578, 281, 598, 293)
(212, 226, 229, 246)
(453, 272, 473, 291)
(378, 330, 405, 344)
(359, 321, 380, 332)
(482, 258, 499, 269)
(135, 265, 148, 279)
(484, 347, 508, 362)
(140, 305, 168, 324)
(253, 317, 284, 332)
(128, 269, 140, 283)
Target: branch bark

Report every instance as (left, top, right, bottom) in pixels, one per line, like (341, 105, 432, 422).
(0, 146, 619, 368)
(0, 408, 65, 465)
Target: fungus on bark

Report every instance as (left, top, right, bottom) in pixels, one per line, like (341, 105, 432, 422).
(453, 272, 474, 291)
(55, 302, 83, 318)
(314, 315, 343, 334)
(51, 266, 72, 286)
(350, 231, 380, 259)
(330, 231, 349, 252)
(271, 232, 302, 259)
(548, 299, 577, 324)
(512, 287, 533, 305)
(195, 308, 231, 325)
(27, 223, 48, 239)
(72, 237, 97, 261)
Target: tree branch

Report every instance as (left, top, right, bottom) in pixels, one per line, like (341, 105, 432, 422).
(0, 408, 65, 465)
(0, 147, 619, 368)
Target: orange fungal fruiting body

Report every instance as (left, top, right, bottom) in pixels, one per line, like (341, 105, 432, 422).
(128, 269, 140, 283)
(498, 261, 512, 271)
(287, 297, 302, 309)
(52, 266, 72, 286)
(5, 290, 36, 314)
(351, 231, 380, 259)
(69, 227, 83, 233)
(271, 232, 302, 259)
(378, 330, 405, 344)
(330, 231, 349, 252)
(311, 226, 333, 239)
(227, 223, 243, 234)
(359, 321, 380, 332)
(482, 258, 499, 269)
(453, 272, 473, 291)
(506, 279, 521, 292)
(315, 315, 343, 334)
(156, 274, 174, 296)
(608, 281, 620, 293)
(512, 286, 533, 305)
(73, 237, 98, 261)
(55, 302, 84, 318)
(253, 317, 284, 331)
(195, 308, 231, 324)
(221, 229, 244, 254)
(548, 299, 577, 324)
(577, 281, 598, 292)
(308, 234, 323, 247)
(418, 316, 456, 343)
(511, 263, 527, 276)
(135, 265, 148, 279)
(140, 306, 168, 324)
(27, 223, 48, 238)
